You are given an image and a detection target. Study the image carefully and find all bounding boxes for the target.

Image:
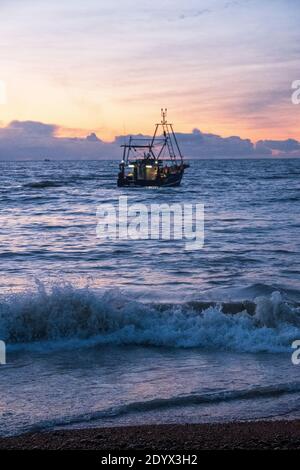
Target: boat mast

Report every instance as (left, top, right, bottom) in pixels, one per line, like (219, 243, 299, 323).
(157, 108, 183, 163)
(121, 109, 184, 164)
(162, 109, 176, 161)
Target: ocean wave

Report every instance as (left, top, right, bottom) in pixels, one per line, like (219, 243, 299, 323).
(97, 382, 300, 413)
(22, 174, 104, 189)
(193, 283, 300, 302)
(23, 180, 65, 189)
(0, 283, 300, 353)
(9, 381, 300, 435)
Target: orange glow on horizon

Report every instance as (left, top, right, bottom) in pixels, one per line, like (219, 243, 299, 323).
(1, 115, 299, 145)
(43, 118, 300, 144)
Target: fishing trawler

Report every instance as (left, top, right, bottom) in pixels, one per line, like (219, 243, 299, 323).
(117, 109, 189, 187)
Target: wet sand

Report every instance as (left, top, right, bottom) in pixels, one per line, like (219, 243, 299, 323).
(0, 420, 299, 450)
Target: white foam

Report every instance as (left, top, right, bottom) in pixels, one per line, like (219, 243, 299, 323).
(0, 283, 299, 353)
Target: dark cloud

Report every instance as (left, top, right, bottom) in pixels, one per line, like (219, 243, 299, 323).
(86, 132, 102, 142)
(254, 141, 273, 155)
(256, 138, 300, 155)
(0, 121, 118, 160)
(7, 120, 57, 136)
(174, 129, 254, 158)
(0, 120, 299, 160)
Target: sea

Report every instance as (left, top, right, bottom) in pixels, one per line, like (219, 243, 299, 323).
(0, 158, 300, 436)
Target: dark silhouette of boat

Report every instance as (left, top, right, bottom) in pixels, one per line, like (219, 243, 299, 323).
(117, 109, 189, 187)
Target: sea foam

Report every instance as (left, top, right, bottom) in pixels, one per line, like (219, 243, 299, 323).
(0, 283, 299, 353)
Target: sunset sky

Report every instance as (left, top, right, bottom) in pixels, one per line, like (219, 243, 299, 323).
(0, 0, 299, 143)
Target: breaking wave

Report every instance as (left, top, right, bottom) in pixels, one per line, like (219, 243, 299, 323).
(0, 283, 300, 353)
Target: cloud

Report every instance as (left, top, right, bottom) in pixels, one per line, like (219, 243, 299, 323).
(86, 132, 102, 142)
(0, 120, 299, 160)
(256, 138, 300, 156)
(7, 120, 58, 136)
(173, 129, 255, 158)
(0, 121, 119, 160)
(178, 9, 210, 20)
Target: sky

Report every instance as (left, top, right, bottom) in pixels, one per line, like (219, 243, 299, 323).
(0, 0, 299, 157)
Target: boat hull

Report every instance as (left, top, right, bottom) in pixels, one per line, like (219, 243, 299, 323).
(118, 170, 184, 187)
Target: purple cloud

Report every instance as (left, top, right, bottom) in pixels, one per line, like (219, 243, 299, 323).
(0, 121, 118, 160)
(0, 120, 299, 160)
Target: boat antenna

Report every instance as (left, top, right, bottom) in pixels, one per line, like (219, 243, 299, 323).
(122, 121, 126, 146)
(161, 108, 167, 125)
